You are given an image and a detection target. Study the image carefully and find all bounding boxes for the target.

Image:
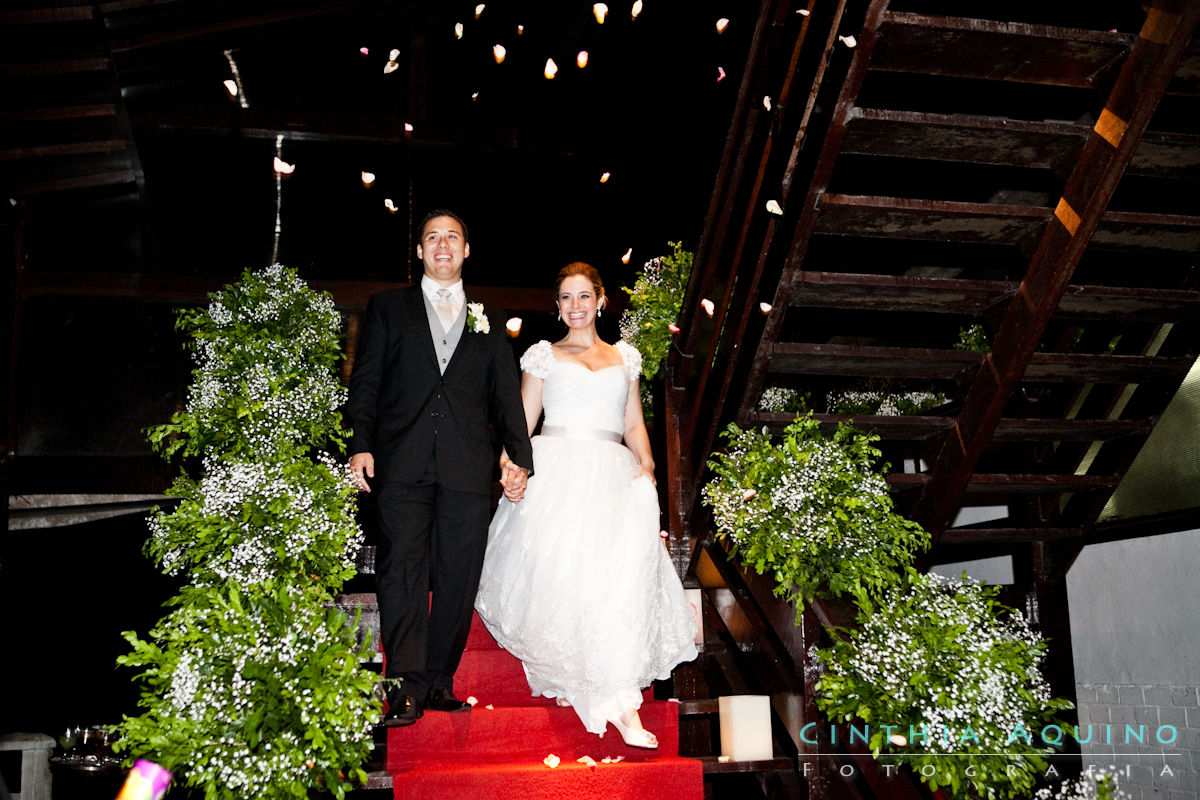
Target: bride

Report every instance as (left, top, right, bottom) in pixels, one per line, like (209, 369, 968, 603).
(475, 262, 698, 748)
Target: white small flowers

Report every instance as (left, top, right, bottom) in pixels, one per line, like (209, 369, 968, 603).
(466, 302, 490, 333)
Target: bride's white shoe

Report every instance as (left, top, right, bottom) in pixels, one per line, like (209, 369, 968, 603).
(609, 715, 659, 749)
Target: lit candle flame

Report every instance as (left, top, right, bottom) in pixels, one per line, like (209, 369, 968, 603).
(715, 17, 729, 33)
(493, 43, 506, 63)
(544, 58, 558, 79)
(361, 171, 376, 187)
(576, 50, 589, 68)
(593, 3, 609, 23)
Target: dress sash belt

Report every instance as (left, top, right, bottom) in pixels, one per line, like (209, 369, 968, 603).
(539, 425, 623, 443)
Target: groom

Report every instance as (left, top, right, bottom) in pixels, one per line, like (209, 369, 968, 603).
(346, 209, 533, 726)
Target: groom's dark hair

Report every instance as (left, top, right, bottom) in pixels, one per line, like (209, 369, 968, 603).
(419, 208, 470, 243)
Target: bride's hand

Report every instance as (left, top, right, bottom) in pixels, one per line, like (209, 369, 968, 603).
(637, 465, 656, 487)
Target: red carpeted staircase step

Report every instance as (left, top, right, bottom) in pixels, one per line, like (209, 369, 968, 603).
(384, 611, 703, 800)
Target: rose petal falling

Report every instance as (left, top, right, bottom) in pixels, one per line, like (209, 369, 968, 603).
(493, 43, 506, 63)
(668, 322, 680, 333)
(576, 50, 589, 68)
(577, 756, 598, 769)
(759, 302, 773, 314)
(765, 199, 783, 215)
(404, 122, 414, 133)
(384, 198, 398, 213)
(273, 156, 295, 175)
(223, 79, 238, 96)
(621, 247, 632, 263)
(599, 171, 611, 183)
(475, 3, 486, 18)
(544, 58, 558, 79)
(359, 46, 369, 55)
(796, 8, 811, 15)
(631, 0, 643, 19)
(715, 17, 729, 33)
(454, 22, 464, 39)
(700, 298, 715, 316)
(543, 754, 561, 769)
(361, 171, 376, 187)
(717, 66, 726, 81)
(659, 529, 670, 539)
(763, 95, 772, 111)
(593, 3, 609, 23)
(839, 34, 857, 48)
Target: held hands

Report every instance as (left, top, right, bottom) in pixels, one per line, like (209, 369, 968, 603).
(350, 452, 375, 493)
(499, 456, 529, 503)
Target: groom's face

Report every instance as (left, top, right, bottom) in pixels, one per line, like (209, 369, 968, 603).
(417, 215, 470, 286)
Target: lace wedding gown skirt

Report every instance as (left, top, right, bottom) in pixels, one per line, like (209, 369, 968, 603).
(475, 341, 698, 735)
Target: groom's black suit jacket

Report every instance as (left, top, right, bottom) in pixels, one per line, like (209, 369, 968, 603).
(345, 285, 532, 493)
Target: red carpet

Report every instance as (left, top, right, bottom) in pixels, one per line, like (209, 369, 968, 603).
(386, 612, 703, 800)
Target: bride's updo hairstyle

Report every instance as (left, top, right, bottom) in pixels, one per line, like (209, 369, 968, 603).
(555, 262, 607, 311)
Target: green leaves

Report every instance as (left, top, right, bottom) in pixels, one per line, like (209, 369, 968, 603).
(116, 266, 378, 800)
(703, 413, 930, 613)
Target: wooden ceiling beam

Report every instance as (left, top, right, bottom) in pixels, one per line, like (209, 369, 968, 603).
(749, 412, 1153, 443)
(908, 2, 1200, 538)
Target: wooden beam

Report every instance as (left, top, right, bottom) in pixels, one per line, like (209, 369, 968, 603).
(10, 167, 137, 196)
(0, 58, 109, 78)
(0, 104, 116, 122)
(873, 12, 1129, 87)
(0, 139, 127, 161)
(909, 3, 1200, 537)
(749, 412, 1152, 442)
(0, 7, 94, 24)
(941, 527, 1084, 544)
(889, 472, 1121, 493)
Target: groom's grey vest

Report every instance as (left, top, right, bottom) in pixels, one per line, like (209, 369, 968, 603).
(423, 294, 466, 375)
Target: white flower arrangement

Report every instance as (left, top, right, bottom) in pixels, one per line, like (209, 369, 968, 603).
(1035, 768, 1129, 800)
(466, 301, 490, 333)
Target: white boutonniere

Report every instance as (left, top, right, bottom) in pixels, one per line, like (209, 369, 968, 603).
(466, 302, 490, 333)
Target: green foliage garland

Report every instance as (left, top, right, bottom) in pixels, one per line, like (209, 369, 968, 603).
(618, 242, 694, 413)
(702, 414, 930, 609)
(816, 572, 1074, 800)
(116, 265, 379, 800)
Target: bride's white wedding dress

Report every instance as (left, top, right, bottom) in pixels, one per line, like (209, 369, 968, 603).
(475, 339, 699, 735)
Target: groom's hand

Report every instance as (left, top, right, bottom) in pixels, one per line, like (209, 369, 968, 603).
(350, 452, 375, 493)
(499, 461, 528, 503)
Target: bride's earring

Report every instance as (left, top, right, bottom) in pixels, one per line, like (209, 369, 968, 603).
(556, 308, 561, 322)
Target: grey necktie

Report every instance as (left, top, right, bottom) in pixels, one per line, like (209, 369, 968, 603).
(433, 288, 456, 331)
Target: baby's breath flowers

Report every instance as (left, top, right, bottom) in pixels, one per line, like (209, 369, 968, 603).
(703, 413, 929, 608)
(618, 242, 694, 415)
(1035, 768, 1129, 800)
(117, 265, 378, 800)
(816, 572, 1075, 799)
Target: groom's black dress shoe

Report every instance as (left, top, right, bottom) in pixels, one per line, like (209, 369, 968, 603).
(426, 688, 472, 712)
(383, 694, 423, 727)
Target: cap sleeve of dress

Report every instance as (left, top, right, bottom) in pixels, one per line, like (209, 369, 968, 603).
(616, 340, 642, 383)
(520, 340, 556, 379)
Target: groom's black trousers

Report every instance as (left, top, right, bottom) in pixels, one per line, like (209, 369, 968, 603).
(374, 452, 491, 701)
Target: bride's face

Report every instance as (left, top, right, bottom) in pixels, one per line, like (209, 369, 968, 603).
(557, 275, 603, 329)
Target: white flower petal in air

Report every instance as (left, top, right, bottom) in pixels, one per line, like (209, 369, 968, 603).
(759, 302, 772, 314)
(668, 322, 681, 333)
(471, 91, 480, 101)
(455, 22, 464, 39)
(621, 247, 632, 264)
(716, 17, 729, 33)
(599, 172, 611, 183)
(890, 734, 907, 746)
(517, 24, 524, 35)
(796, 8, 811, 15)
(475, 3, 485, 19)
(659, 529, 669, 539)
(506, 317, 522, 337)
(593, 3, 609, 23)
(223, 79, 238, 96)
(577, 50, 589, 68)
(839, 34, 857, 48)
(404, 122, 414, 133)
(384, 60, 399, 74)
(544, 58, 558, 79)
(543, 754, 561, 768)
(700, 298, 715, 316)
(631, 0, 643, 20)
(763, 95, 772, 111)
(273, 156, 295, 175)
(359, 46, 369, 55)
(389, 48, 400, 60)
(466, 695, 479, 706)
(765, 199, 783, 215)
(384, 198, 398, 213)
(717, 66, 726, 82)
(361, 171, 376, 187)
(485, 704, 494, 709)
(493, 44, 506, 63)
(577, 756, 598, 769)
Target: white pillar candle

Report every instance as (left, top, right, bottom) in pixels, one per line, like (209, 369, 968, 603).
(718, 695, 773, 761)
